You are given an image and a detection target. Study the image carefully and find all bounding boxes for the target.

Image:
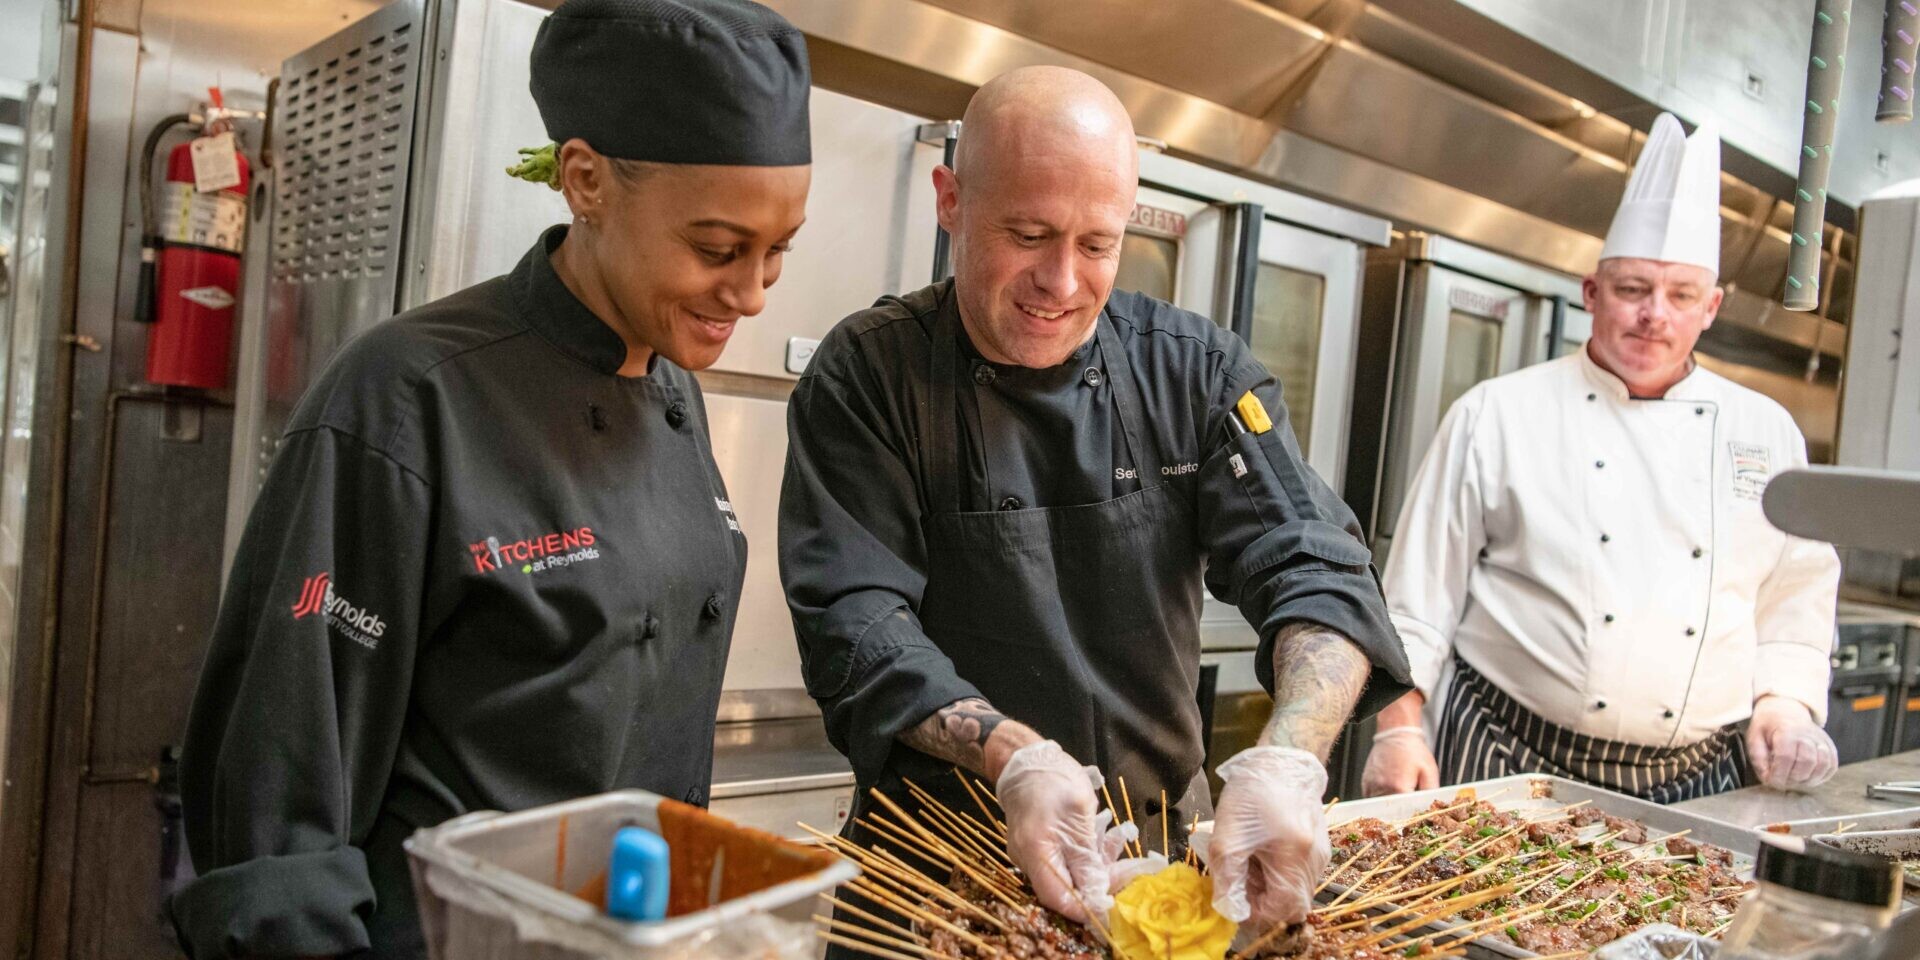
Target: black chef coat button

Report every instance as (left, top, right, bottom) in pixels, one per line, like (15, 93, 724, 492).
(973, 364, 997, 385)
(1083, 367, 1103, 387)
(641, 614, 659, 640)
(1600, 533, 1611, 543)
(1685, 627, 1697, 636)
(998, 496, 1022, 511)
(1692, 547, 1704, 558)
(1595, 700, 1607, 710)
(1663, 709, 1676, 719)
(1595, 460, 1605, 469)
(1695, 407, 1705, 416)
(702, 594, 724, 620)
(1586, 393, 1597, 402)
(1603, 613, 1616, 623)
(1144, 795, 1163, 816)
(666, 402, 688, 429)
(589, 404, 608, 432)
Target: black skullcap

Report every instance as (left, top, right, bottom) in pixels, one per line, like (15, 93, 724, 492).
(529, 0, 811, 166)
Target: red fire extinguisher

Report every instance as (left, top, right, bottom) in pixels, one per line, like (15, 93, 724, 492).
(138, 89, 249, 389)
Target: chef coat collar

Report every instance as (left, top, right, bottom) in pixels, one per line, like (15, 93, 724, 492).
(950, 294, 1100, 388)
(1578, 343, 1707, 402)
(514, 225, 633, 376)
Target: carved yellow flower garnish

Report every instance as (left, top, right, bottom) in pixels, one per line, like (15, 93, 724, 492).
(1109, 863, 1238, 960)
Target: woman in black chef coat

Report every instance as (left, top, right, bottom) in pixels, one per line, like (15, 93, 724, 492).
(168, 2, 810, 957)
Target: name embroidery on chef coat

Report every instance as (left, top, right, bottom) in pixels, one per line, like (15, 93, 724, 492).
(467, 526, 602, 576)
(1729, 443, 1771, 501)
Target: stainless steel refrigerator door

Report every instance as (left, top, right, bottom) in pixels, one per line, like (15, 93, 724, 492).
(1374, 265, 1532, 561)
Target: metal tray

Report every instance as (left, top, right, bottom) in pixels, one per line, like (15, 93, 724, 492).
(1320, 775, 1760, 960)
(1811, 828, 1920, 901)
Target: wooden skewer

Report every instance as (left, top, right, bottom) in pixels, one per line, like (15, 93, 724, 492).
(816, 929, 961, 960)
(1356, 828, 1468, 897)
(874, 839, 1026, 914)
(894, 781, 1015, 872)
(1320, 853, 1524, 926)
(953, 769, 1007, 838)
(1161, 789, 1171, 857)
(845, 877, 1001, 952)
(1313, 841, 1375, 895)
(1117, 775, 1143, 859)
(1410, 896, 1564, 950)
(857, 815, 957, 871)
(820, 894, 926, 943)
(815, 914, 963, 960)
(1223, 921, 1299, 960)
(807, 828, 1008, 932)
(1346, 883, 1518, 950)
(873, 788, 1025, 905)
(892, 784, 1022, 885)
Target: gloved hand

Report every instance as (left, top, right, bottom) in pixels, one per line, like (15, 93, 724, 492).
(1361, 726, 1440, 798)
(997, 740, 1112, 924)
(1205, 746, 1330, 928)
(1746, 695, 1838, 792)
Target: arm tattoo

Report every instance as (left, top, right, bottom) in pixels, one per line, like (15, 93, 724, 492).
(900, 697, 1009, 775)
(1262, 622, 1371, 762)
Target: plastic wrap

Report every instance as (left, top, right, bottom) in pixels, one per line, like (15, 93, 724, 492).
(1591, 924, 1718, 960)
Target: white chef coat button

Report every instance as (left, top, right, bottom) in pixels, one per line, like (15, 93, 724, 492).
(973, 364, 997, 385)
(1083, 367, 1103, 387)
(1685, 627, 1697, 637)
(1692, 547, 1704, 558)
(1603, 613, 1615, 623)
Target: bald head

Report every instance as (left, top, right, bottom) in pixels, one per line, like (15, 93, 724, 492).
(953, 66, 1138, 184)
(935, 67, 1140, 368)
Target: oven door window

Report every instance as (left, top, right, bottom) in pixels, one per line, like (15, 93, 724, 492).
(1440, 308, 1503, 416)
(1249, 262, 1326, 457)
(1115, 231, 1180, 302)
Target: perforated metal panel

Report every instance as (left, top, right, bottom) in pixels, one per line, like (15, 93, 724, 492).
(237, 0, 425, 507)
(273, 2, 420, 290)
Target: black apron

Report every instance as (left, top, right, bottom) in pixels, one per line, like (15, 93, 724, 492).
(833, 309, 1212, 952)
(1435, 656, 1751, 804)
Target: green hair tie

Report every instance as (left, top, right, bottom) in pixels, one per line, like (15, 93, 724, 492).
(506, 142, 562, 190)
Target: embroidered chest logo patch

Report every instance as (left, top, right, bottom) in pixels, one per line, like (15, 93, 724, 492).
(1729, 442, 1771, 501)
(469, 526, 601, 576)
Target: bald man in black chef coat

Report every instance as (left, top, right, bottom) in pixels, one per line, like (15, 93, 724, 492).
(780, 66, 1412, 941)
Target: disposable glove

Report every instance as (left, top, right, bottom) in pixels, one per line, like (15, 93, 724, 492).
(997, 740, 1111, 924)
(1204, 746, 1330, 929)
(1360, 725, 1440, 797)
(1746, 696, 1838, 792)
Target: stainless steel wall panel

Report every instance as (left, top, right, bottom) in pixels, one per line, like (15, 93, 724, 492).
(702, 390, 806, 695)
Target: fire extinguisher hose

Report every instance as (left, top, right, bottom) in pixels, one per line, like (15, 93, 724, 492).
(136, 112, 195, 324)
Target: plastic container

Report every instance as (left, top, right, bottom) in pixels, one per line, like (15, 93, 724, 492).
(405, 789, 858, 960)
(1715, 833, 1900, 960)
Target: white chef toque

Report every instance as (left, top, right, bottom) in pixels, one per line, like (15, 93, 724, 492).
(1599, 112, 1722, 274)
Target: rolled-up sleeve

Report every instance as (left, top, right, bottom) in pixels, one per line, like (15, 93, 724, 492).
(779, 368, 981, 785)
(1751, 434, 1840, 723)
(1379, 392, 1488, 698)
(171, 425, 427, 959)
(1196, 360, 1411, 719)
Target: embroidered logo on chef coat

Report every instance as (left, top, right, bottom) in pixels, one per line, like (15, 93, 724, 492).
(468, 526, 601, 575)
(1729, 442, 1772, 501)
(291, 572, 386, 649)
(715, 497, 741, 533)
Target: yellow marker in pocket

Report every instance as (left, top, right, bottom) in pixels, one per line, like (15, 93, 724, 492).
(1235, 391, 1273, 435)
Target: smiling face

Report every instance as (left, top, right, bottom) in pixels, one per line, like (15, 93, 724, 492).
(1581, 256, 1724, 397)
(936, 67, 1139, 368)
(557, 143, 810, 373)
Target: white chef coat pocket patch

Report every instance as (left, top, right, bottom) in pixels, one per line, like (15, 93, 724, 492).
(1729, 442, 1771, 501)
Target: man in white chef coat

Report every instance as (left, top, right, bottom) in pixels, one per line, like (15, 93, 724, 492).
(1362, 113, 1842, 803)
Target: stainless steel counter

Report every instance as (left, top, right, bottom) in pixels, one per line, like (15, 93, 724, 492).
(708, 716, 855, 840)
(1673, 749, 1920, 828)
